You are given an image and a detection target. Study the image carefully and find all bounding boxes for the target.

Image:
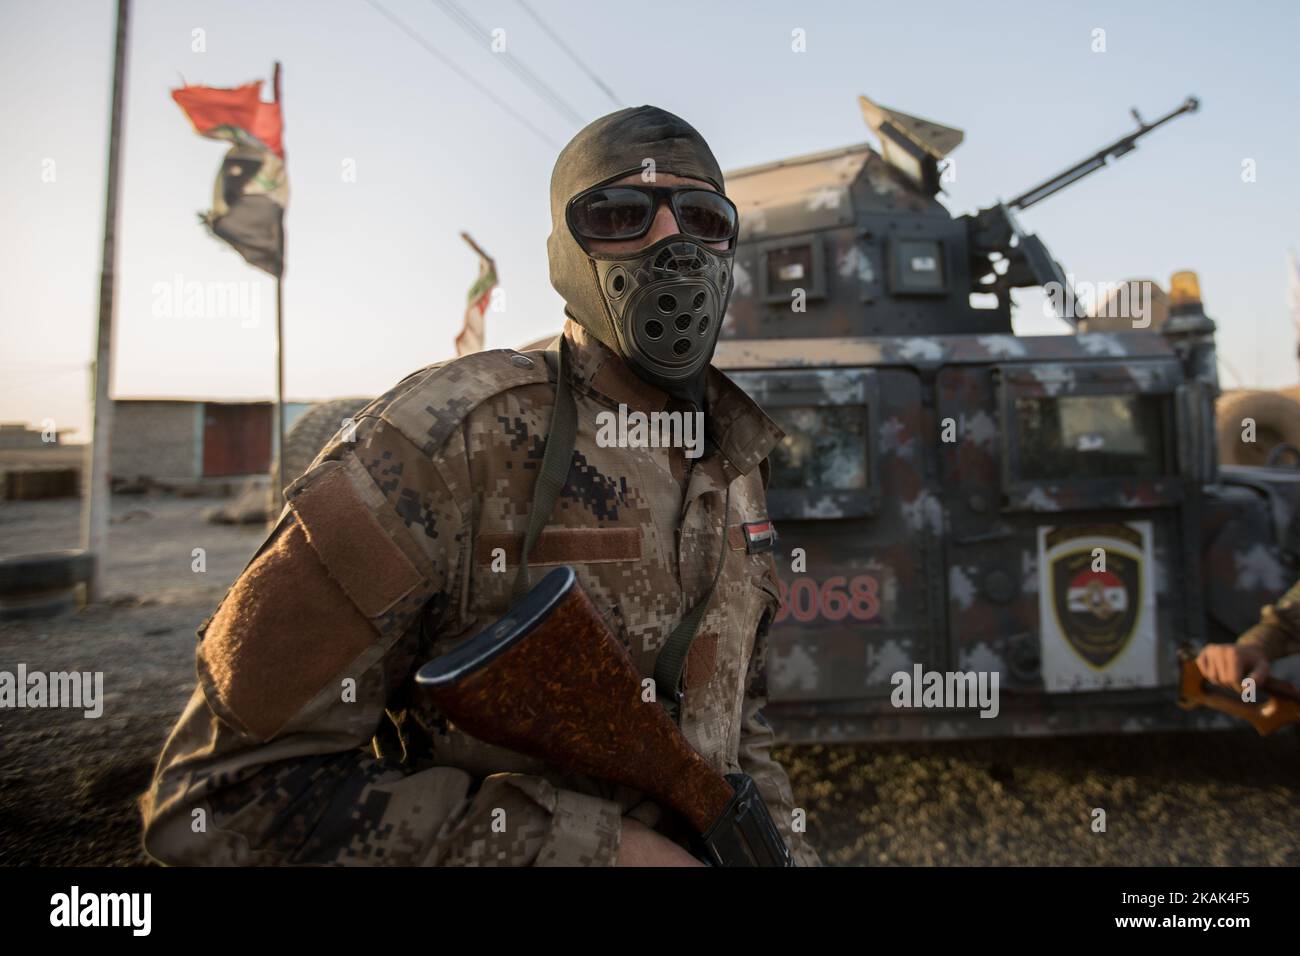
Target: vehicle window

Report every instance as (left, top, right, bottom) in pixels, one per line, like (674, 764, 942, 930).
(767, 405, 868, 490)
(1013, 394, 1167, 480)
(764, 243, 816, 301)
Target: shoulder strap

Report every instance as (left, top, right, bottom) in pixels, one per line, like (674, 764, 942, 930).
(511, 335, 575, 602)
(511, 334, 729, 723)
(654, 481, 730, 721)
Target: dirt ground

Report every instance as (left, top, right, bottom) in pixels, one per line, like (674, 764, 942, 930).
(1, 494, 1297, 866)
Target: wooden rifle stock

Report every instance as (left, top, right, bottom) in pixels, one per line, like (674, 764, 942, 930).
(414, 566, 740, 837)
(1177, 647, 1300, 736)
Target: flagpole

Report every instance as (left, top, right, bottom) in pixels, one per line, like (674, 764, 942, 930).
(83, 0, 131, 602)
(275, 273, 285, 506)
(273, 61, 286, 509)
(460, 231, 493, 264)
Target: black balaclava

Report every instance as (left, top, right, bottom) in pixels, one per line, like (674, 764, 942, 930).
(547, 106, 734, 406)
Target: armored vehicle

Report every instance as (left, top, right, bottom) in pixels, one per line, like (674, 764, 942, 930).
(714, 95, 1300, 741)
(277, 94, 1300, 742)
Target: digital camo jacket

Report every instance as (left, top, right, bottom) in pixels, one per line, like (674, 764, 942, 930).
(1238, 575, 1300, 663)
(141, 320, 821, 867)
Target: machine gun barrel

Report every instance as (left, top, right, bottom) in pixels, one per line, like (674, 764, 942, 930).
(1007, 96, 1199, 211)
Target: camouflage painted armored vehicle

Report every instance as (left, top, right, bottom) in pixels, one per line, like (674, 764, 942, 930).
(715, 95, 1300, 741)
(279, 94, 1298, 743)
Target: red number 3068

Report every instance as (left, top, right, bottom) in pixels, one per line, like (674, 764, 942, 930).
(774, 574, 880, 624)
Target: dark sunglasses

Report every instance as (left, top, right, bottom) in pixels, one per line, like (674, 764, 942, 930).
(567, 184, 739, 245)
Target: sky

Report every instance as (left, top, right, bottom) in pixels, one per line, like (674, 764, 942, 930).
(2, 0, 1298, 440)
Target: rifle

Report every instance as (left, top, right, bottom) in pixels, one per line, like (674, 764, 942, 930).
(414, 565, 794, 866)
(1176, 647, 1300, 736)
(965, 95, 1200, 319)
(1006, 96, 1200, 212)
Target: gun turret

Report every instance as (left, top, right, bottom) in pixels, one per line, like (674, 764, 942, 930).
(719, 91, 1202, 340)
(966, 96, 1200, 322)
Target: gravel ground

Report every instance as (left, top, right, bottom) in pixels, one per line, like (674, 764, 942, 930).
(0, 493, 264, 866)
(785, 733, 1299, 866)
(1, 495, 1297, 866)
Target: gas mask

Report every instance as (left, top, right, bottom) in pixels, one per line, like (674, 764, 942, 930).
(547, 107, 735, 401)
(587, 235, 733, 388)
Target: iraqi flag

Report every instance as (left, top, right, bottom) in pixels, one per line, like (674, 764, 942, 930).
(173, 64, 287, 277)
(1066, 569, 1127, 619)
(455, 234, 497, 356)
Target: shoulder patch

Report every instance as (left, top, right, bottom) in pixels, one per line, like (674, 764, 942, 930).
(290, 459, 422, 617)
(197, 515, 379, 743)
(378, 349, 552, 457)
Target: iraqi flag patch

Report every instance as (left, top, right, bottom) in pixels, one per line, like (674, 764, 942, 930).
(742, 520, 776, 554)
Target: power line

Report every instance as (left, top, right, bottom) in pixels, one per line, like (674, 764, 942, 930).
(430, 0, 587, 128)
(361, 0, 560, 149)
(430, 0, 584, 127)
(515, 0, 622, 109)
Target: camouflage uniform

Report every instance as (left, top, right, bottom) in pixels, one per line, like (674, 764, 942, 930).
(141, 319, 820, 867)
(1237, 576, 1300, 663)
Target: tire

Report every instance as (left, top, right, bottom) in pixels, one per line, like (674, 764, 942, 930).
(0, 591, 78, 621)
(1216, 390, 1300, 467)
(267, 398, 371, 508)
(515, 332, 561, 352)
(0, 549, 94, 596)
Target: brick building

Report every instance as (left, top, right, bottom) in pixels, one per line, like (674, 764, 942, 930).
(110, 399, 311, 483)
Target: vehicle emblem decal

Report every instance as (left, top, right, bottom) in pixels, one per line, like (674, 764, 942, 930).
(1051, 548, 1140, 668)
(1037, 521, 1158, 691)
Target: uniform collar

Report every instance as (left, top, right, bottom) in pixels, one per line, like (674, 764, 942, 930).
(561, 317, 785, 480)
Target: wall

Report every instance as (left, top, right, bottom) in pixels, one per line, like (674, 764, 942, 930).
(109, 401, 201, 481)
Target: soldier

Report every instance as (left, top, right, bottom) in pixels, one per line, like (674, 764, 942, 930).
(1197, 577, 1300, 690)
(141, 105, 821, 867)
